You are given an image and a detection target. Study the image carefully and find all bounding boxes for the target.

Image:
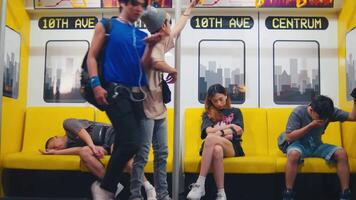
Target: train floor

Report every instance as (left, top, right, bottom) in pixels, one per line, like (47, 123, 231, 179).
(3, 169, 356, 199)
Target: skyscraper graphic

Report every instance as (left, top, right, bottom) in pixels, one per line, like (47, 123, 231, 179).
(290, 58, 298, 88)
(200, 64, 207, 77)
(199, 61, 245, 103)
(275, 65, 282, 95)
(346, 53, 356, 100)
(208, 61, 217, 72)
(217, 68, 223, 85)
(199, 40, 245, 104)
(3, 52, 19, 98)
(43, 41, 88, 103)
(274, 57, 319, 104)
(274, 41, 320, 104)
(224, 68, 231, 86)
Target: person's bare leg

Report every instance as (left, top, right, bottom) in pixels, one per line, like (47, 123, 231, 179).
(212, 145, 225, 189)
(187, 136, 234, 199)
(199, 135, 235, 177)
(79, 146, 107, 179)
(334, 149, 350, 191)
(285, 150, 300, 189)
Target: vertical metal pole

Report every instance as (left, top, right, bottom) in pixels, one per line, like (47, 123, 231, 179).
(172, 0, 182, 199)
(0, 0, 7, 159)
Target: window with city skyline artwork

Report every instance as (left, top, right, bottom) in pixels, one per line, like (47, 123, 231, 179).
(3, 27, 21, 99)
(198, 40, 245, 104)
(44, 40, 89, 103)
(346, 28, 356, 101)
(273, 40, 320, 104)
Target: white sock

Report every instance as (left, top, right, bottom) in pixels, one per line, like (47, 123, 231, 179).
(196, 175, 206, 186)
(217, 188, 226, 195)
(143, 180, 153, 191)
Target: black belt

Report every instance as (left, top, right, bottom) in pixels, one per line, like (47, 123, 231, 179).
(108, 82, 147, 102)
(108, 82, 142, 93)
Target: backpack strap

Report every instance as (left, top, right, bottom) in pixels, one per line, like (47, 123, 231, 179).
(100, 18, 112, 35)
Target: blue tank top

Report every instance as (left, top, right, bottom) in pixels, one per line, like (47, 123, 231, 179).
(103, 19, 147, 86)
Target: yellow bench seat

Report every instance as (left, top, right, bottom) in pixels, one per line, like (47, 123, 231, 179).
(3, 152, 80, 170)
(341, 122, 356, 172)
(3, 107, 95, 170)
(185, 156, 276, 174)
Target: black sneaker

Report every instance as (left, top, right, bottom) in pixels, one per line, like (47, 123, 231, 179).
(282, 188, 295, 200)
(340, 188, 351, 200)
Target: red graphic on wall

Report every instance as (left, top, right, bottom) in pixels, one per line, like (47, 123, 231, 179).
(256, 0, 333, 8)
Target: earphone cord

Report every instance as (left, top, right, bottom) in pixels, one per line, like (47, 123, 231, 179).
(130, 27, 147, 102)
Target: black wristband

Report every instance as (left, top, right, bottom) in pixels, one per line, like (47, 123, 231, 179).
(220, 130, 225, 136)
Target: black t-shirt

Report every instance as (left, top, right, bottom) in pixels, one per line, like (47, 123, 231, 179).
(201, 107, 244, 139)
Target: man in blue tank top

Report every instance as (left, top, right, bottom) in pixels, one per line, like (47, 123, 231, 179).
(87, 0, 161, 199)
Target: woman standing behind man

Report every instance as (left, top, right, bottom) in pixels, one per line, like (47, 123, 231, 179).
(187, 84, 245, 200)
(130, 1, 199, 200)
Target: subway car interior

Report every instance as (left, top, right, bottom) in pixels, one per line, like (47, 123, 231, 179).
(0, 0, 356, 199)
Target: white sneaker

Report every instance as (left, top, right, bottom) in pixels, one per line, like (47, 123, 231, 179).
(114, 182, 124, 198)
(216, 192, 227, 200)
(187, 183, 205, 200)
(91, 181, 114, 200)
(146, 186, 157, 200)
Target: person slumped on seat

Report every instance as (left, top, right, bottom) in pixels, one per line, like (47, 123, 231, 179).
(40, 118, 156, 199)
(278, 88, 356, 200)
(186, 84, 245, 200)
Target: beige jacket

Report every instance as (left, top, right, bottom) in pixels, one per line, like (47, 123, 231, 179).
(143, 15, 190, 119)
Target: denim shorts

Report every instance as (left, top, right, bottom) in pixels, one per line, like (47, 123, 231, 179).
(286, 141, 341, 164)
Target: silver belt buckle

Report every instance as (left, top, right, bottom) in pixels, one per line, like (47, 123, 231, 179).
(131, 87, 140, 93)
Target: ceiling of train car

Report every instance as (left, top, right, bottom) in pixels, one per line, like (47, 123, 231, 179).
(23, 0, 344, 15)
